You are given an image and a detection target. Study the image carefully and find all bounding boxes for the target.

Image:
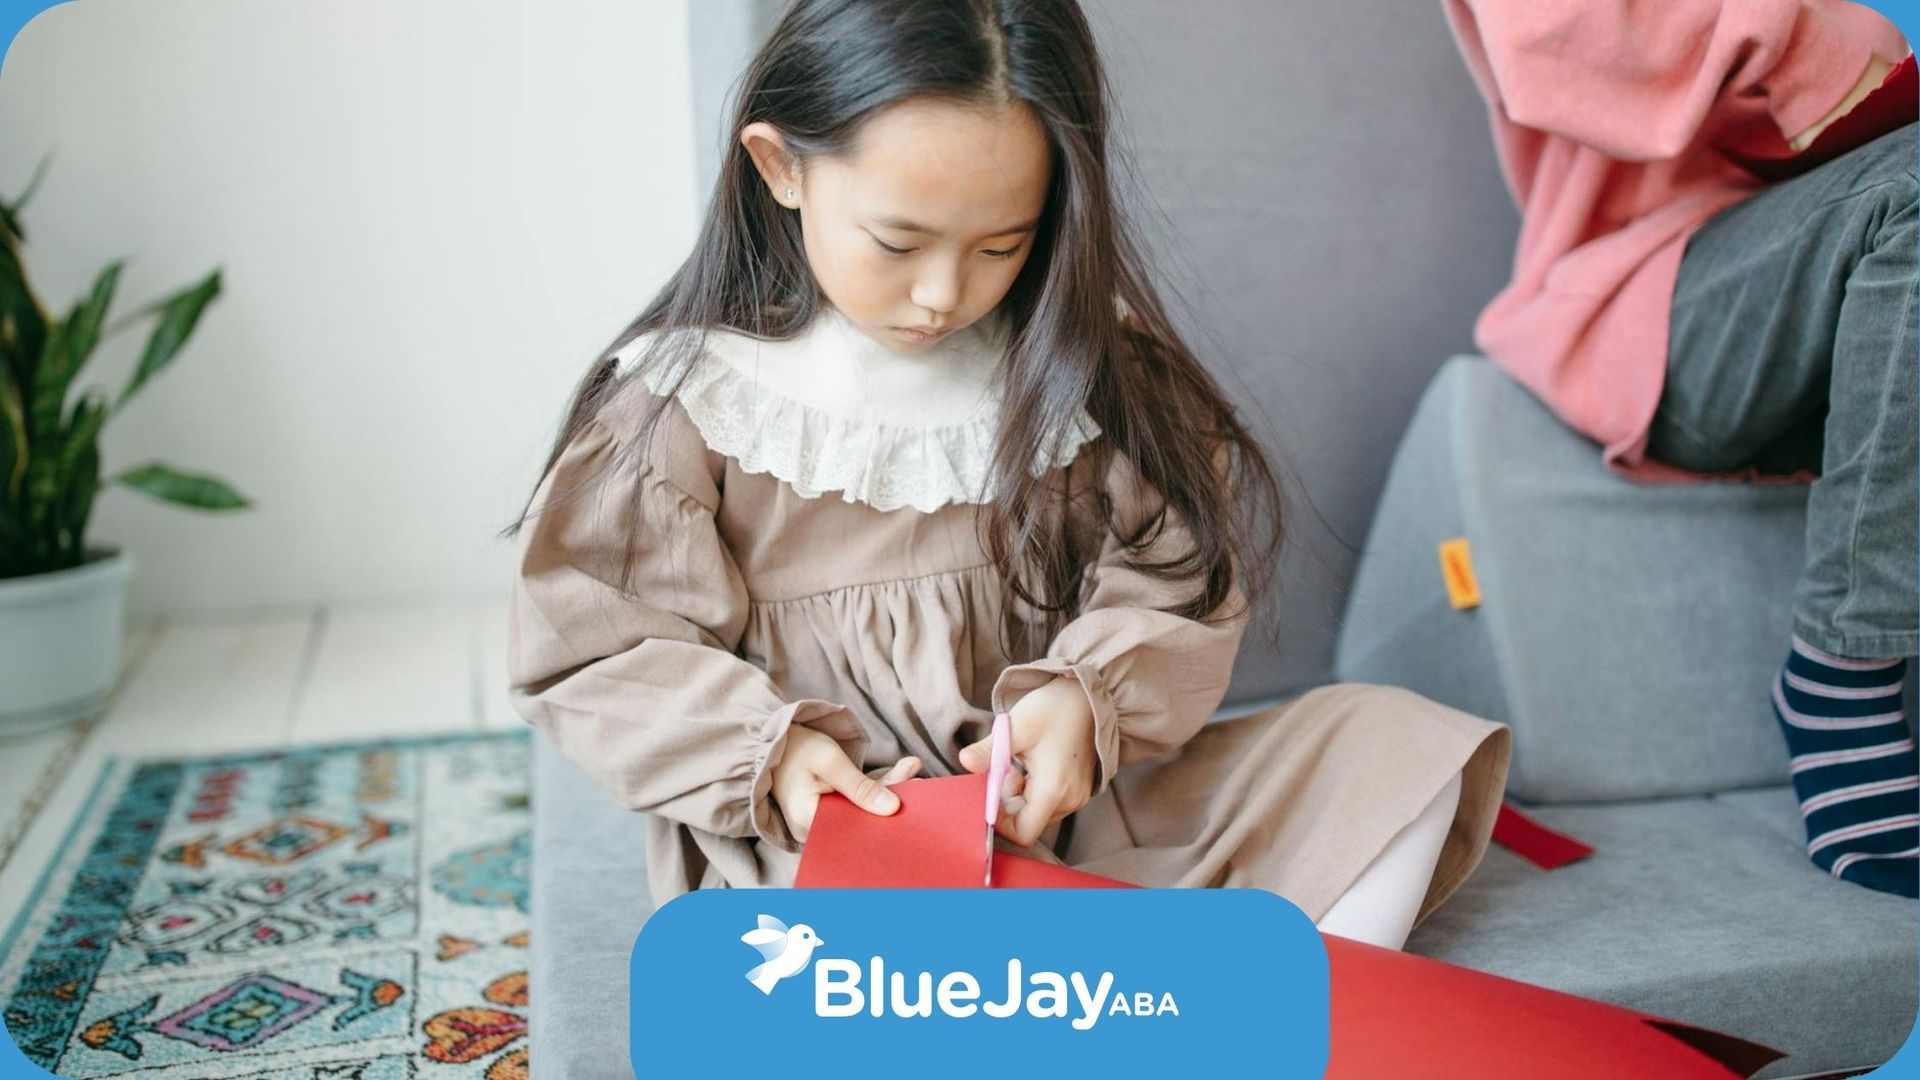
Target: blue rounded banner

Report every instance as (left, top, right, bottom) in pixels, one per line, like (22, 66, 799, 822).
(629, 888, 1329, 1078)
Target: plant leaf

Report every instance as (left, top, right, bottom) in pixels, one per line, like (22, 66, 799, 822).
(56, 389, 107, 491)
(32, 262, 120, 443)
(0, 367, 22, 504)
(58, 412, 100, 562)
(0, 209, 49, 402)
(63, 261, 118, 380)
(0, 150, 53, 243)
(116, 270, 220, 413)
(27, 316, 68, 447)
(110, 461, 250, 510)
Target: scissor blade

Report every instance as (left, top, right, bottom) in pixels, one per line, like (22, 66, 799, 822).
(984, 828, 995, 887)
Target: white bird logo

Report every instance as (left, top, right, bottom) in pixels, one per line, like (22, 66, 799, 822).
(740, 913, 824, 995)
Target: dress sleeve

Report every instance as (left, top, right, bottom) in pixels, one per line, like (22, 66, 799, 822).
(506, 398, 869, 853)
(988, 447, 1249, 798)
(1440, 0, 1903, 160)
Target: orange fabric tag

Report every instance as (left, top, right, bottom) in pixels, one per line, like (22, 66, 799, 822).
(1438, 538, 1481, 610)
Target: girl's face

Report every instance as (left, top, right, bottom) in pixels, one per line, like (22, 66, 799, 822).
(741, 97, 1052, 355)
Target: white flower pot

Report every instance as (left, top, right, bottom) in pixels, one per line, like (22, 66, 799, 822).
(0, 547, 133, 737)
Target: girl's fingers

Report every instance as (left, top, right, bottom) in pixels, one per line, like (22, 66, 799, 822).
(1011, 774, 1062, 847)
(987, 769, 1027, 829)
(818, 751, 901, 816)
(881, 756, 921, 785)
(994, 813, 1024, 845)
(958, 737, 989, 773)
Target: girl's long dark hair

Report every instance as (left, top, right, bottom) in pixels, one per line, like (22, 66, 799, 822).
(501, 0, 1285, 659)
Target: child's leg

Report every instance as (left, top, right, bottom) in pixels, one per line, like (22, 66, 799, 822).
(1315, 770, 1462, 950)
(1651, 122, 1918, 896)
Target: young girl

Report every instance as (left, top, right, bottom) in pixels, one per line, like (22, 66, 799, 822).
(1443, 0, 1916, 897)
(503, 0, 1510, 951)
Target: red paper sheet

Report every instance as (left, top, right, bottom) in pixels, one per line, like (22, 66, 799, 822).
(794, 773, 1784, 1078)
(793, 774, 1130, 889)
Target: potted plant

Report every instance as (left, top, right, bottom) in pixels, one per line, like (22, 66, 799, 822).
(0, 155, 250, 736)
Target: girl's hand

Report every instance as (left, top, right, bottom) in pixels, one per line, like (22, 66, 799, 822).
(770, 725, 922, 843)
(957, 675, 1097, 847)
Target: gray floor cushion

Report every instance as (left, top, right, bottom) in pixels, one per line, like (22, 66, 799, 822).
(1409, 790, 1918, 1078)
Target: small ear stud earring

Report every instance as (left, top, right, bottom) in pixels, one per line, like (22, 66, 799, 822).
(785, 186, 795, 203)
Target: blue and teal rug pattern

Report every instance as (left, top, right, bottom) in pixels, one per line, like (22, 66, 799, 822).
(0, 731, 531, 1079)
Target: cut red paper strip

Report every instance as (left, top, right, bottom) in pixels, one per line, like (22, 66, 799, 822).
(1491, 800, 1596, 870)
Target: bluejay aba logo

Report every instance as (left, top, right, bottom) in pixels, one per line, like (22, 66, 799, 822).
(739, 913, 1181, 1028)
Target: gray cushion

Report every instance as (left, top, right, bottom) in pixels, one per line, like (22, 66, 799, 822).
(1408, 789, 1919, 1078)
(530, 735, 652, 1080)
(1335, 356, 1814, 802)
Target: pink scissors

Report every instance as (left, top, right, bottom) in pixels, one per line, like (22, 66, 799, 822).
(984, 711, 1012, 886)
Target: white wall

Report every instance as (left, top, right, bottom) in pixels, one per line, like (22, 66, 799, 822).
(0, 0, 699, 615)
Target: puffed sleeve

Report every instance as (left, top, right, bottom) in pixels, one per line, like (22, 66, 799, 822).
(506, 396, 870, 852)
(988, 446, 1249, 798)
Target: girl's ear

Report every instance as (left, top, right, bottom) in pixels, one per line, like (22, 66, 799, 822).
(739, 121, 800, 208)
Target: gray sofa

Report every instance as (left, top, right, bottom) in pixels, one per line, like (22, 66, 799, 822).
(526, 356, 1916, 1079)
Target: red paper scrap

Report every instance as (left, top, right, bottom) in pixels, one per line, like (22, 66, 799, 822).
(1492, 800, 1596, 870)
(1724, 52, 1917, 183)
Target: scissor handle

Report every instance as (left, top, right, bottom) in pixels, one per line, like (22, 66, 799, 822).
(985, 711, 1012, 827)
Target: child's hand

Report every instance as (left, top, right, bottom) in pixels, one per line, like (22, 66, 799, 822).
(770, 724, 921, 843)
(957, 675, 1096, 847)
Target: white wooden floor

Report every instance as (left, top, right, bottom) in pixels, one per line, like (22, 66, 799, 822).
(0, 600, 518, 927)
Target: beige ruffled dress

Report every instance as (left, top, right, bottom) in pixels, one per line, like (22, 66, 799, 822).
(506, 304, 1511, 927)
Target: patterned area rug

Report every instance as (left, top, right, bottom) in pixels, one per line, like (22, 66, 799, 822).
(0, 731, 531, 1079)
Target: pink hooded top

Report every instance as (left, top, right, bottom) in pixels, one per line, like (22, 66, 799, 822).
(1440, 0, 1911, 481)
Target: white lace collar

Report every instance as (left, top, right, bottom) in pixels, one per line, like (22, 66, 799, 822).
(611, 305, 1102, 513)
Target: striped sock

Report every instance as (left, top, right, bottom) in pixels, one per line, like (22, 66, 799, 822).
(1772, 635, 1917, 898)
